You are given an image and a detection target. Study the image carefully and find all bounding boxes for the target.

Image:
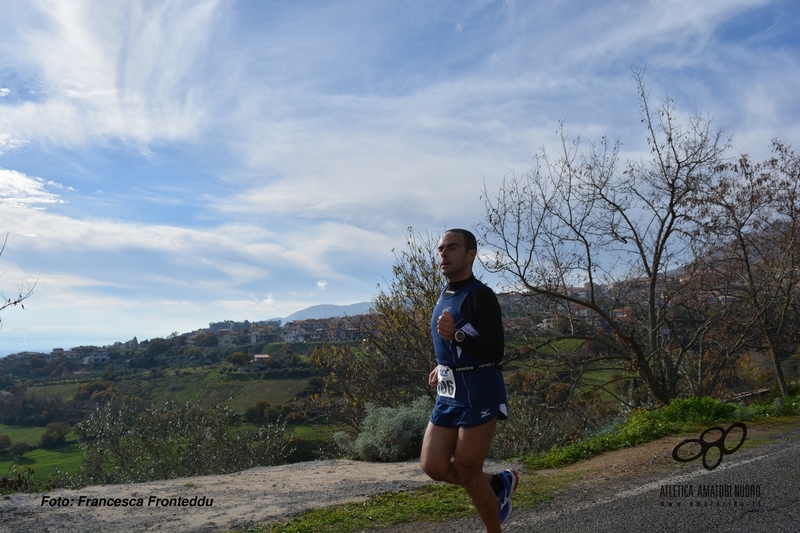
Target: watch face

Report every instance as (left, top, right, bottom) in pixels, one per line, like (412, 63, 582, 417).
(455, 330, 465, 342)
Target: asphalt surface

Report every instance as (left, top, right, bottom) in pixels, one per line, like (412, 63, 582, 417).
(508, 438, 799, 532)
(427, 426, 800, 533)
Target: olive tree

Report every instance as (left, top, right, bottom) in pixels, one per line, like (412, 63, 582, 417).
(77, 399, 292, 484)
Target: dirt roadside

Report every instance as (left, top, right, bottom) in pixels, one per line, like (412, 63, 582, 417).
(2, 417, 799, 533)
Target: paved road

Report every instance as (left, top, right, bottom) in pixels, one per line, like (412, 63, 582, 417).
(500, 427, 800, 533)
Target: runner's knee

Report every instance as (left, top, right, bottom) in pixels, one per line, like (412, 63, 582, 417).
(452, 456, 483, 484)
(420, 456, 449, 481)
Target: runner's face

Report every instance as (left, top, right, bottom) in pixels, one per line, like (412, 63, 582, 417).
(437, 232, 476, 282)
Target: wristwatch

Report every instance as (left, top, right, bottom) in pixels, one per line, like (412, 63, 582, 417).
(454, 329, 466, 343)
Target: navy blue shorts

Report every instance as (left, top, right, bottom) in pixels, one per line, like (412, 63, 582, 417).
(430, 400, 508, 428)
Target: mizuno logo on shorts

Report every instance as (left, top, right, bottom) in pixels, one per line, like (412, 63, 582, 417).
(481, 409, 492, 417)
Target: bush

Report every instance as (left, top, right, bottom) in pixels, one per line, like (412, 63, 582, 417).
(73, 381, 110, 401)
(342, 397, 431, 462)
(735, 395, 800, 420)
(491, 393, 614, 460)
(244, 400, 281, 423)
(39, 422, 71, 448)
(76, 399, 294, 485)
(660, 396, 737, 425)
(0, 466, 38, 494)
(8, 441, 29, 459)
(0, 434, 11, 452)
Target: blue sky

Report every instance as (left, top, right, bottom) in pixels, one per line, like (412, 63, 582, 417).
(0, 0, 798, 354)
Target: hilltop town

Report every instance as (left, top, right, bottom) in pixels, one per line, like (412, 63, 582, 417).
(1, 314, 375, 371)
(0, 278, 697, 372)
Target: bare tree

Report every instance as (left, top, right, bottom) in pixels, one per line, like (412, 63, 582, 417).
(477, 71, 730, 404)
(0, 234, 36, 318)
(692, 141, 800, 396)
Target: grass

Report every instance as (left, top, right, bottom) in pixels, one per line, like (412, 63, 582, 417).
(244, 471, 573, 533)
(0, 424, 48, 446)
(525, 396, 739, 469)
(0, 424, 84, 482)
(110, 368, 309, 410)
(225, 379, 309, 411)
(288, 424, 338, 441)
(526, 338, 586, 357)
(17, 366, 311, 415)
(1, 442, 84, 481)
(25, 382, 83, 402)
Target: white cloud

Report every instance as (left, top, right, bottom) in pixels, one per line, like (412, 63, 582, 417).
(0, 168, 65, 207)
(0, 0, 221, 150)
(210, 1, 796, 233)
(0, 201, 392, 319)
(0, 134, 29, 155)
(317, 280, 328, 290)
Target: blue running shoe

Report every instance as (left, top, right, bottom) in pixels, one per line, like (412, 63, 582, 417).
(497, 468, 519, 524)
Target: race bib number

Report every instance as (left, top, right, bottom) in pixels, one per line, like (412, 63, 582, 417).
(437, 365, 456, 398)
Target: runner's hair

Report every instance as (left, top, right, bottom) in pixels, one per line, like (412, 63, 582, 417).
(444, 228, 477, 251)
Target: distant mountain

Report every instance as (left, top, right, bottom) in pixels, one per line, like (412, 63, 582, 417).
(283, 302, 372, 322)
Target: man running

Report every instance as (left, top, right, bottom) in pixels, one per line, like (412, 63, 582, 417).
(420, 228, 518, 533)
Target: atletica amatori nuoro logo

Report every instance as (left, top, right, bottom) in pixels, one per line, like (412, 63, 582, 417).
(672, 422, 747, 470)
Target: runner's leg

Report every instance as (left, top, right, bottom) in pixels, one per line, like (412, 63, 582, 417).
(420, 422, 494, 486)
(420, 419, 501, 533)
(453, 417, 501, 533)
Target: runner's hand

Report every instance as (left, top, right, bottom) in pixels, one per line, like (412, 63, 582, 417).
(428, 367, 438, 386)
(437, 310, 456, 340)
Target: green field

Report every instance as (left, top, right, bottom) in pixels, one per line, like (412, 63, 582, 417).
(289, 423, 339, 441)
(114, 369, 310, 410)
(133, 372, 308, 413)
(0, 424, 83, 483)
(1, 442, 83, 481)
(21, 368, 311, 411)
(25, 382, 84, 402)
(226, 378, 309, 411)
(0, 424, 48, 446)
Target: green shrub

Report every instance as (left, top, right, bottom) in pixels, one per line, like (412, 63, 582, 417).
(735, 395, 800, 420)
(76, 399, 294, 485)
(8, 441, 29, 458)
(771, 397, 800, 416)
(345, 397, 431, 462)
(613, 408, 681, 446)
(39, 422, 71, 448)
(72, 381, 110, 401)
(660, 397, 737, 425)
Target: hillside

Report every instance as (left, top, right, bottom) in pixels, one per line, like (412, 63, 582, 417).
(282, 302, 372, 322)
